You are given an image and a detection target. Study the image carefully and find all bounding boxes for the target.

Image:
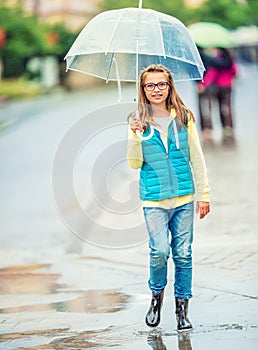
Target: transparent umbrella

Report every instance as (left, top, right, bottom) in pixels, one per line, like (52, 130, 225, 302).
(65, 2, 205, 139)
(65, 4, 205, 87)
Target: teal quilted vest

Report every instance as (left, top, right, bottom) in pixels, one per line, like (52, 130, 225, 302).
(139, 118, 195, 200)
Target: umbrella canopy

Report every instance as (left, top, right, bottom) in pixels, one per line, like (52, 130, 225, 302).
(65, 7, 205, 83)
(188, 22, 235, 48)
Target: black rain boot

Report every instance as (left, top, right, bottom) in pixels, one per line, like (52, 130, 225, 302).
(145, 289, 165, 327)
(175, 298, 193, 332)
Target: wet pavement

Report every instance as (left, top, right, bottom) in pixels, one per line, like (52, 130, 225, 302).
(0, 63, 258, 349)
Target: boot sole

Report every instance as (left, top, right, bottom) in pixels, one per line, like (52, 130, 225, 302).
(177, 326, 193, 332)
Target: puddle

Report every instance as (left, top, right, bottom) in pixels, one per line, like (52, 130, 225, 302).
(0, 289, 129, 314)
(0, 263, 129, 315)
(137, 324, 258, 350)
(136, 323, 256, 337)
(1, 265, 256, 349)
(0, 328, 70, 342)
(22, 333, 108, 349)
(0, 326, 116, 349)
(0, 264, 66, 295)
(1, 323, 257, 350)
(50, 289, 129, 313)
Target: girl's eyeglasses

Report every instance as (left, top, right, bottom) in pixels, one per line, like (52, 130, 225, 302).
(143, 81, 170, 91)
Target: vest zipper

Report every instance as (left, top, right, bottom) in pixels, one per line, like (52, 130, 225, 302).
(166, 153, 174, 193)
(159, 124, 177, 195)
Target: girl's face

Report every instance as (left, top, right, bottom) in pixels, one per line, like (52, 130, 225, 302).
(143, 72, 170, 109)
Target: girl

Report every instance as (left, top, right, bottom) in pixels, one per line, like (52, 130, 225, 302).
(127, 64, 210, 331)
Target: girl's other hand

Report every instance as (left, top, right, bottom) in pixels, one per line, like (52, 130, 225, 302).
(129, 116, 143, 134)
(196, 201, 210, 219)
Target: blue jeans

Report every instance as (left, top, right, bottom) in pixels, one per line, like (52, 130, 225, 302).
(143, 202, 194, 299)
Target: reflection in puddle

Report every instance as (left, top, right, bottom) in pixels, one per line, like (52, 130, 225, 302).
(36, 329, 111, 349)
(0, 326, 115, 349)
(50, 289, 129, 313)
(178, 332, 192, 350)
(141, 323, 258, 350)
(0, 289, 129, 314)
(147, 333, 167, 350)
(147, 331, 192, 350)
(0, 263, 129, 314)
(0, 264, 66, 295)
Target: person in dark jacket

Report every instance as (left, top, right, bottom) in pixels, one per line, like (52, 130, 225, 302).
(197, 47, 238, 144)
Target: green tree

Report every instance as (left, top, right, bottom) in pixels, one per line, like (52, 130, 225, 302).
(0, 5, 47, 77)
(195, 0, 251, 28)
(43, 23, 78, 61)
(246, 0, 258, 25)
(100, 0, 192, 25)
(0, 5, 78, 78)
(43, 23, 79, 86)
(100, 0, 258, 28)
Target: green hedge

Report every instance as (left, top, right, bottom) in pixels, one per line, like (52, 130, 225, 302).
(0, 79, 43, 99)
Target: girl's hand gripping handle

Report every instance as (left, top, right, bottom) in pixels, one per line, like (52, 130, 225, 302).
(129, 114, 143, 134)
(128, 113, 154, 141)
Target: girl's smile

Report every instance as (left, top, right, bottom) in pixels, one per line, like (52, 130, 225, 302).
(151, 92, 164, 99)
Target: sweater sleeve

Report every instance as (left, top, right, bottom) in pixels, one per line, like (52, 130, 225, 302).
(188, 119, 210, 202)
(127, 126, 143, 169)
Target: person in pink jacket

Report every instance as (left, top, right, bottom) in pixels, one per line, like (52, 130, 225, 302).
(198, 48, 238, 144)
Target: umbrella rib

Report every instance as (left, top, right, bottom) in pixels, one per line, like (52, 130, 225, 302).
(105, 10, 124, 54)
(106, 52, 115, 81)
(155, 11, 166, 58)
(113, 56, 122, 102)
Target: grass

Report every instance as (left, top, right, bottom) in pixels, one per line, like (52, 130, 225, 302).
(0, 78, 43, 100)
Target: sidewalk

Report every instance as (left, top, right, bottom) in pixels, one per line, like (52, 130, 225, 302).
(0, 233, 257, 349)
(0, 141, 257, 350)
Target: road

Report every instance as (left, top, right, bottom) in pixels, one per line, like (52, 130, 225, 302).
(0, 63, 257, 349)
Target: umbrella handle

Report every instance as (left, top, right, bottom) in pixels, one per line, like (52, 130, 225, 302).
(136, 126, 154, 140)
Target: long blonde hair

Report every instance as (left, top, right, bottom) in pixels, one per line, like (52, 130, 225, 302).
(138, 64, 194, 130)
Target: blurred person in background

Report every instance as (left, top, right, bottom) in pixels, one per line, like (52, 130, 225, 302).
(197, 47, 238, 144)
